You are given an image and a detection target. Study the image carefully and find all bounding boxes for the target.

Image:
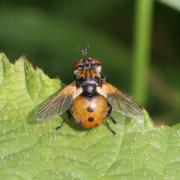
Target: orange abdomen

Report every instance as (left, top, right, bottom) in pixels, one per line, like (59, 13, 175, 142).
(71, 95, 109, 128)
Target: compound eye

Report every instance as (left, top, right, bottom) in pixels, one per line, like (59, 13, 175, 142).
(78, 64, 84, 69)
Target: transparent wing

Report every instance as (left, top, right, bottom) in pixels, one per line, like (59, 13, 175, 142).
(36, 82, 82, 121)
(98, 81, 144, 122)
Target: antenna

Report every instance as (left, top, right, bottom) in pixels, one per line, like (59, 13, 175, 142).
(78, 42, 90, 58)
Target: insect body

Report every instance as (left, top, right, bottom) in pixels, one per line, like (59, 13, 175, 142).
(72, 94, 109, 128)
(37, 54, 144, 134)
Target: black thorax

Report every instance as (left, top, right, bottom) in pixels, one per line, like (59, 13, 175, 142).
(76, 77, 102, 97)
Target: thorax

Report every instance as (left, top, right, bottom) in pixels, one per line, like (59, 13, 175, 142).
(75, 69, 102, 97)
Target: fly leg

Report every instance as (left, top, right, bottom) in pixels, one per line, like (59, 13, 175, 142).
(104, 104, 116, 135)
(104, 120, 116, 135)
(107, 104, 117, 124)
(55, 110, 72, 131)
(109, 116, 117, 124)
(55, 119, 66, 131)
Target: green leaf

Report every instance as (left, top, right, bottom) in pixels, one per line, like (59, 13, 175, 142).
(0, 53, 179, 179)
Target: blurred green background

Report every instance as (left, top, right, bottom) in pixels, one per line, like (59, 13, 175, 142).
(0, 0, 179, 125)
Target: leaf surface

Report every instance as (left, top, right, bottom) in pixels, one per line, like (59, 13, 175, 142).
(0, 53, 179, 179)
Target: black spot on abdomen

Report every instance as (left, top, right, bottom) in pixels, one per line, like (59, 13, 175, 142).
(87, 106, 94, 112)
(88, 117, 94, 122)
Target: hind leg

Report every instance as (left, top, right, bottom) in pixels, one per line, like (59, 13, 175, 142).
(104, 120, 116, 135)
(107, 104, 117, 123)
(104, 104, 116, 135)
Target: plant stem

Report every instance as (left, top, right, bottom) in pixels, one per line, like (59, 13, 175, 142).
(132, 0, 154, 105)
